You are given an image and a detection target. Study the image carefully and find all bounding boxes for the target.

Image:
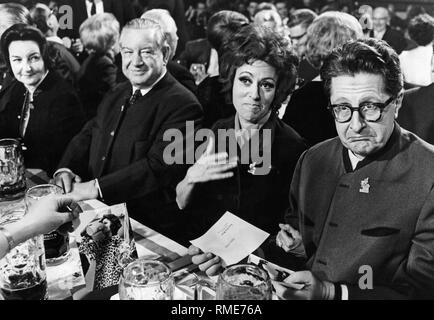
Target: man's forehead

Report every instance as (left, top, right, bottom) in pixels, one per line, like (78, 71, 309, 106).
(120, 28, 158, 46)
(373, 8, 388, 18)
(330, 73, 386, 97)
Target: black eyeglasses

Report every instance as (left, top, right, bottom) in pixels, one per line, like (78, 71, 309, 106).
(328, 96, 396, 123)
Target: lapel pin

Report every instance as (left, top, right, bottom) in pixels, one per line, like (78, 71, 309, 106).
(359, 177, 370, 194)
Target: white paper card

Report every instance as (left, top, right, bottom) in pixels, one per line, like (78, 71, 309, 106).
(190, 212, 269, 266)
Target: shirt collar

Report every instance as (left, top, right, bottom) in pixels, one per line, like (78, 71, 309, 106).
(132, 69, 167, 97)
(27, 70, 49, 101)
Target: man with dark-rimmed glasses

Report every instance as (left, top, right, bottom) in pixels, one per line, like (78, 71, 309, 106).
(274, 38, 434, 300)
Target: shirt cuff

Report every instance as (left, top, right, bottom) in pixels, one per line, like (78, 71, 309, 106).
(53, 168, 73, 178)
(341, 284, 349, 300)
(94, 178, 104, 200)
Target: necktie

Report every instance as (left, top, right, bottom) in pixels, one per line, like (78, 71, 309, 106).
(129, 89, 142, 106)
(90, 0, 96, 16)
(19, 91, 32, 138)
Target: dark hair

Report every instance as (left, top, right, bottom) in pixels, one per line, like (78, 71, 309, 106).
(408, 14, 434, 46)
(0, 24, 52, 73)
(31, 7, 51, 35)
(287, 8, 317, 28)
(207, 10, 249, 53)
(321, 38, 403, 98)
(101, 214, 122, 235)
(219, 24, 299, 111)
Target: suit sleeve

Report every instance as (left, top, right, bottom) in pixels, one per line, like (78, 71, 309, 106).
(97, 97, 203, 204)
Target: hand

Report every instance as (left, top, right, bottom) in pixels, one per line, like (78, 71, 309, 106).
(276, 223, 302, 253)
(21, 194, 82, 237)
(188, 245, 223, 276)
(71, 38, 84, 54)
(70, 180, 99, 201)
(54, 171, 82, 193)
(273, 271, 334, 300)
(186, 136, 238, 184)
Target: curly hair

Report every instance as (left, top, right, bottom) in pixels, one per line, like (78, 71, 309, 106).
(219, 24, 299, 111)
(305, 11, 363, 69)
(408, 14, 434, 46)
(321, 38, 403, 98)
(0, 23, 52, 73)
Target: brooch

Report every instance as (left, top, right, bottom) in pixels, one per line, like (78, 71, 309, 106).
(359, 178, 370, 194)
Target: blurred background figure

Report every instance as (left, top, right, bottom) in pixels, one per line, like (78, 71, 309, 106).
(141, 8, 196, 94)
(194, 10, 249, 128)
(253, 9, 283, 35)
(185, 0, 207, 40)
(0, 24, 85, 176)
(30, 2, 80, 85)
(287, 8, 317, 86)
(246, 1, 258, 21)
(275, 1, 290, 25)
(282, 11, 363, 147)
(77, 13, 119, 120)
(370, 6, 406, 54)
(399, 13, 434, 88)
(146, 0, 190, 58)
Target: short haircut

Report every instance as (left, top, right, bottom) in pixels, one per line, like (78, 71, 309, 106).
(0, 23, 51, 73)
(287, 9, 317, 29)
(141, 9, 178, 59)
(255, 2, 277, 14)
(207, 10, 249, 52)
(305, 11, 363, 69)
(219, 24, 299, 111)
(80, 13, 120, 54)
(31, 4, 53, 35)
(120, 18, 167, 50)
(0, 3, 32, 37)
(408, 14, 434, 46)
(321, 38, 403, 98)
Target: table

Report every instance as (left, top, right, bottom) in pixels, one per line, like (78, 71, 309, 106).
(1, 169, 203, 300)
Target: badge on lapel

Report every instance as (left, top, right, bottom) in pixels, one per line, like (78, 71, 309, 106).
(359, 178, 370, 194)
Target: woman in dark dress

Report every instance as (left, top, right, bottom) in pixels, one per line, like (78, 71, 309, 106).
(176, 24, 306, 269)
(0, 24, 85, 176)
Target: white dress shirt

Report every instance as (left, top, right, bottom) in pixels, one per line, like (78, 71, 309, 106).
(86, 0, 104, 17)
(400, 44, 434, 87)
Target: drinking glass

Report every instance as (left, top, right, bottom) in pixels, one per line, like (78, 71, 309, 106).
(0, 138, 26, 200)
(118, 259, 174, 300)
(0, 220, 47, 300)
(216, 264, 272, 300)
(25, 184, 70, 264)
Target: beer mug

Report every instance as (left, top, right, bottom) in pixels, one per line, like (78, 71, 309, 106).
(119, 259, 174, 300)
(0, 220, 47, 300)
(0, 138, 26, 200)
(25, 184, 70, 265)
(216, 264, 272, 300)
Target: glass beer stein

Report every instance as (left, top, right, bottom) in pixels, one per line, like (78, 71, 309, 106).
(119, 259, 174, 300)
(25, 184, 70, 265)
(216, 264, 272, 300)
(0, 138, 26, 200)
(0, 220, 47, 300)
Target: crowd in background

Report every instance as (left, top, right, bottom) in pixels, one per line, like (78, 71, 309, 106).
(1, 0, 434, 299)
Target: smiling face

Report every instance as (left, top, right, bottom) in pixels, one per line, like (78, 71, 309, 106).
(8, 40, 46, 89)
(120, 27, 168, 89)
(373, 8, 389, 33)
(331, 73, 399, 158)
(232, 60, 278, 125)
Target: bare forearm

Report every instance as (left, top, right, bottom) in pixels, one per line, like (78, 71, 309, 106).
(0, 221, 36, 259)
(176, 174, 196, 210)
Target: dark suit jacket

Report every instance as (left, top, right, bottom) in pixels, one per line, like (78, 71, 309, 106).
(0, 71, 86, 176)
(167, 61, 197, 95)
(177, 38, 211, 70)
(282, 80, 337, 147)
(369, 26, 406, 54)
(286, 124, 434, 299)
(77, 52, 118, 120)
(397, 83, 434, 145)
(58, 0, 136, 39)
(58, 72, 203, 241)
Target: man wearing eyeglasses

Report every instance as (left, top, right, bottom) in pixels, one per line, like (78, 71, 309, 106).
(274, 38, 434, 299)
